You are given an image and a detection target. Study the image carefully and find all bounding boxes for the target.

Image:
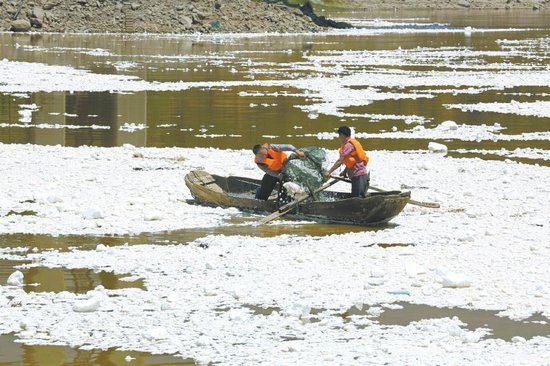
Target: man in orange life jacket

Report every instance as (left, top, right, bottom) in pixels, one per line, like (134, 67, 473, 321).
(323, 126, 370, 197)
(252, 143, 305, 200)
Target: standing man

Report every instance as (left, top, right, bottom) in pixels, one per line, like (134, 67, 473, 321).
(253, 143, 305, 200)
(323, 126, 369, 197)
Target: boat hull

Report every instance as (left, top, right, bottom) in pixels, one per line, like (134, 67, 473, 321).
(184, 170, 410, 226)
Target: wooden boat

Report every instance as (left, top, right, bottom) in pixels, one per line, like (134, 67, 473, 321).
(184, 170, 411, 226)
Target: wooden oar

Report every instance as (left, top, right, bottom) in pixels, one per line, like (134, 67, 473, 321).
(330, 175, 440, 209)
(256, 178, 340, 225)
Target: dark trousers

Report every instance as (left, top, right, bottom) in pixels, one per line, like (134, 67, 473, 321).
(255, 174, 280, 200)
(351, 174, 369, 198)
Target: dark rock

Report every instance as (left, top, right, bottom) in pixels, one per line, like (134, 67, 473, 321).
(6, 6, 17, 16)
(191, 13, 202, 25)
(11, 19, 31, 32)
(30, 17, 43, 28)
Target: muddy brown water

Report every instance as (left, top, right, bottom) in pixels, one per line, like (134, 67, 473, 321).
(243, 302, 550, 341)
(348, 302, 550, 341)
(1, 8, 550, 365)
(0, 334, 195, 366)
(1, 10, 549, 166)
(0, 260, 144, 293)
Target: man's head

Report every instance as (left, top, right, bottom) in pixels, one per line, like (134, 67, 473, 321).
(252, 144, 262, 155)
(337, 126, 351, 143)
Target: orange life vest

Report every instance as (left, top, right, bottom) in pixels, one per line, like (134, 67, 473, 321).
(340, 138, 369, 169)
(254, 143, 287, 172)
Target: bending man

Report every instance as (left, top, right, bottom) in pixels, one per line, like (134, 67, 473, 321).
(253, 143, 305, 200)
(323, 126, 369, 197)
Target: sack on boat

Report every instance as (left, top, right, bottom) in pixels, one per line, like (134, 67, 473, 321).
(283, 147, 328, 192)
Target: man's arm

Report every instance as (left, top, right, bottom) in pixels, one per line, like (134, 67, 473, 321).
(324, 142, 352, 177)
(270, 144, 305, 158)
(270, 144, 297, 152)
(324, 155, 345, 177)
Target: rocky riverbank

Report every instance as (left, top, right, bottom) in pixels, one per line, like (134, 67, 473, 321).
(1, 0, 549, 34)
(0, 0, 332, 34)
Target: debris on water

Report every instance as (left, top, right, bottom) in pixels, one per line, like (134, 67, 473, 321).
(428, 142, 448, 154)
(81, 209, 104, 220)
(73, 294, 102, 312)
(438, 120, 459, 131)
(434, 268, 471, 288)
(7, 270, 24, 286)
(387, 289, 411, 295)
(144, 326, 170, 340)
(73, 286, 105, 312)
(124, 355, 135, 362)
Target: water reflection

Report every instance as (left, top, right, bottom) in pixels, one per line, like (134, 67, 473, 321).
(0, 334, 194, 366)
(0, 221, 379, 250)
(0, 260, 144, 293)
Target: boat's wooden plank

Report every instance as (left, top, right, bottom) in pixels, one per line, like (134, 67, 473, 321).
(191, 170, 224, 193)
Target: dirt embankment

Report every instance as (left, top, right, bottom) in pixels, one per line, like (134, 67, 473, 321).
(0, 0, 332, 33)
(1, 0, 549, 34)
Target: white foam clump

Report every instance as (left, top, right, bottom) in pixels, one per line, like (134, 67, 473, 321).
(119, 123, 146, 132)
(18, 104, 39, 123)
(446, 101, 550, 118)
(7, 270, 24, 286)
(405, 262, 427, 277)
(438, 120, 458, 131)
(144, 212, 163, 221)
(316, 132, 334, 140)
(46, 195, 63, 204)
(434, 268, 471, 288)
(96, 244, 108, 252)
(283, 182, 307, 199)
(81, 209, 104, 220)
(144, 326, 170, 340)
(428, 142, 448, 154)
(73, 287, 105, 313)
(283, 301, 311, 318)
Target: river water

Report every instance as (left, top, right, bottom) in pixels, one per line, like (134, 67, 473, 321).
(1, 9, 550, 365)
(1, 10, 549, 160)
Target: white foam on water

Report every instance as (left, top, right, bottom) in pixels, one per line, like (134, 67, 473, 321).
(1, 28, 549, 364)
(445, 101, 550, 118)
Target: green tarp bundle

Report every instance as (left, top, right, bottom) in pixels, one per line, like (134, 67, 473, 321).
(283, 147, 328, 192)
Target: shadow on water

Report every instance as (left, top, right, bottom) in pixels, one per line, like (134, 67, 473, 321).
(0, 260, 144, 293)
(0, 334, 195, 366)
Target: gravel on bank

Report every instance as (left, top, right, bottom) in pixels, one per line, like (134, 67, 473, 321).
(0, 0, 326, 34)
(2, 0, 549, 35)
